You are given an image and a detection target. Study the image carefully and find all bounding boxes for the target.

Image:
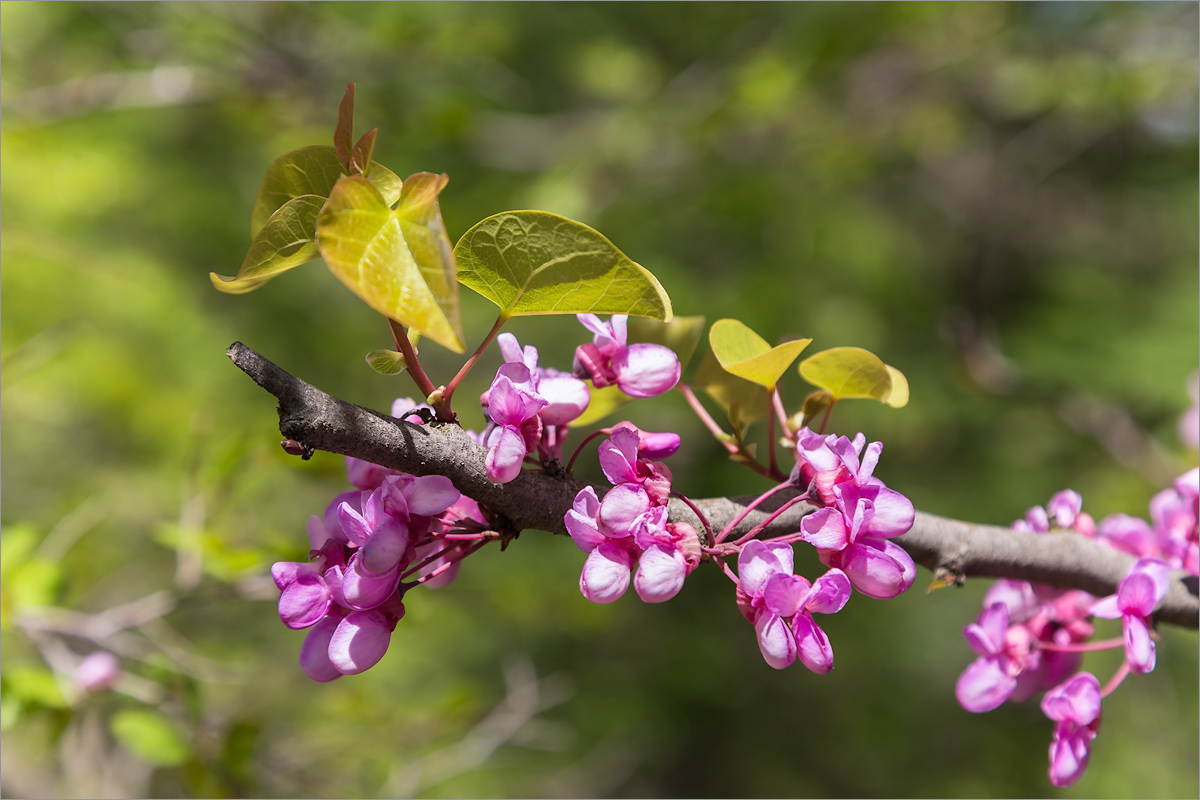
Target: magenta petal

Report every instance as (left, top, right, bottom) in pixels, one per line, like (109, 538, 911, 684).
(360, 518, 410, 575)
(328, 610, 394, 675)
(1120, 557, 1171, 614)
(612, 343, 680, 398)
(1041, 672, 1101, 724)
(799, 507, 850, 551)
(278, 578, 332, 630)
(486, 425, 527, 484)
(1123, 615, 1156, 674)
(405, 475, 461, 516)
(840, 539, 914, 599)
(299, 615, 344, 682)
(804, 568, 852, 615)
(342, 554, 401, 610)
(860, 485, 915, 538)
(956, 656, 1018, 712)
(737, 540, 795, 597)
(792, 612, 835, 674)
(763, 573, 808, 617)
(598, 434, 639, 486)
(599, 483, 650, 535)
(496, 332, 526, 365)
(1047, 721, 1095, 788)
(565, 487, 604, 552)
(634, 544, 687, 603)
(580, 542, 633, 603)
(337, 500, 372, 547)
(755, 611, 797, 669)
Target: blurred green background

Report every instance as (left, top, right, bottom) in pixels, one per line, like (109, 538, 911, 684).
(2, 2, 1197, 797)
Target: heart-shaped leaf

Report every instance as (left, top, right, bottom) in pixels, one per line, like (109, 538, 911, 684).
(455, 211, 672, 320)
(316, 174, 465, 353)
(692, 346, 768, 427)
(250, 145, 401, 237)
(883, 364, 910, 408)
(211, 194, 325, 294)
(709, 318, 811, 390)
(799, 347, 892, 401)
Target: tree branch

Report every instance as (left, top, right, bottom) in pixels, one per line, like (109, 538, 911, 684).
(228, 342, 1199, 629)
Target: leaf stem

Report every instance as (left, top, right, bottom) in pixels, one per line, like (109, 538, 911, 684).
(389, 318, 439, 406)
(440, 311, 511, 417)
(715, 479, 795, 545)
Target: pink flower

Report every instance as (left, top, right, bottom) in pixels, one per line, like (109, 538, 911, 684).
(573, 314, 680, 398)
(1090, 557, 1171, 674)
(483, 371, 547, 483)
(73, 651, 120, 694)
(1041, 672, 1102, 787)
(956, 602, 1036, 712)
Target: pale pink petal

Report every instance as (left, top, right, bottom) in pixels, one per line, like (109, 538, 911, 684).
(612, 343, 681, 398)
(737, 540, 795, 597)
(360, 518, 410, 575)
(486, 425, 527, 483)
(754, 611, 797, 669)
(404, 475, 461, 516)
(1123, 615, 1156, 673)
(598, 429, 640, 485)
(1040, 672, 1101, 724)
(799, 507, 850, 551)
(566, 487, 605, 552)
(580, 542, 633, 603)
(1047, 721, 1096, 787)
(537, 374, 591, 425)
(956, 656, 1017, 712)
(598, 483, 650, 535)
(763, 572, 809, 617)
(792, 613, 835, 674)
(634, 544, 687, 603)
(839, 538, 914, 599)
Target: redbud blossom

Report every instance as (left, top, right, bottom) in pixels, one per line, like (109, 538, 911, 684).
(1041, 672, 1102, 787)
(1089, 556, 1170, 674)
(573, 314, 680, 398)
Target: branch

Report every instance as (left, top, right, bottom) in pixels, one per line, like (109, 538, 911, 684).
(228, 342, 1199, 629)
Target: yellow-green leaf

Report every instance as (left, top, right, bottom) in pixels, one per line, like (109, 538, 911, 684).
(571, 383, 631, 427)
(365, 349, 408, 375)
(628, 315, 706, 374)
(111, 709, 190, 767)
(799, 347, 892, 401)
(883, 364, 910, 408)
(692, 346, 768, 427)
(455, 211, 672, 320)
(315, 175, 465, 353)
(211, 194, 325, 294)
(709, 318, 811, 389)
(250, 145, 401, 237)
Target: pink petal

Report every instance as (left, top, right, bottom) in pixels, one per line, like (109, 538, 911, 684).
(580, 542, 633, 604)
(612, 343, 681, 398)
(803, 568, 852, 615)
(1047, 721, 1096, 787)
(839, 538, 915, 599)
(859, 484, 915, 538)
(278, 578, 332, 630)
(337, 499, 373, 547)
(598, 483, 650, 535)
(1040, 672, 1101, 724)
(1123, 615, 1156, 674)
(404, 475, 461, 517)
(737, 540, 795, 597)
(565, 487, 605, 552)
(486, 425, 527, 484)
(754, 611, 797, 670)
(634, 544, 687, 603)
(791, 612, 835, 674)
(299, 615, 344, 682)
(799, 507, 850, 551)
(360, 518, 410, 575)
(763, 572, 809, 617)
(341, 553, 401, 610)
(328, 610, 396, 675)
(598, 430, 640, 486)
(537, 374, 591, 425)
(956, 656, 1017, 712)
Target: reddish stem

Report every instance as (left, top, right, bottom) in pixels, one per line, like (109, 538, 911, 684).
(389, 318, 438, 400)
(440, 312, 510, 416)
(1100, 659, 1131, 698)
(730, 495, 807, 547)
(715, 480, 795, 545)
(672, 491, 715, 546)
(677, 382, 772, 479)
(1036, 637, 1125, 654)
(566, 428, 610, 473)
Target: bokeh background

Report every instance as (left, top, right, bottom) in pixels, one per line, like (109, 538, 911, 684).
(2, 2, 1197, 797)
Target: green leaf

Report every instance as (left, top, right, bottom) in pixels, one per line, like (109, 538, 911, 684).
(571, 383, 632, 427)
(455, 211, 673, 320)
(799, 347, 893, 401)
(111, 709, 190, 767)
(316, 174, 465, 353)
(210, 194, 325, 294)
(2, 667, 66, 710)
(365, 349, 408, 375)
(249, 145, 402, 238)
(709, 318, 811, 389)
(334, 83, 355, 170)
(628, 315, 706, 374)
(883, 364, 910, 408)
(692, 346, 768, 427)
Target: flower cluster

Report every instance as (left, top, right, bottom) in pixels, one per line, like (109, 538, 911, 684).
(793, 429, 917, 599)
(271, 400, 489, 682)
(482, 316, 680, 484)
(956, 473, 1198, 786)
(565, 425, 701, 603)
